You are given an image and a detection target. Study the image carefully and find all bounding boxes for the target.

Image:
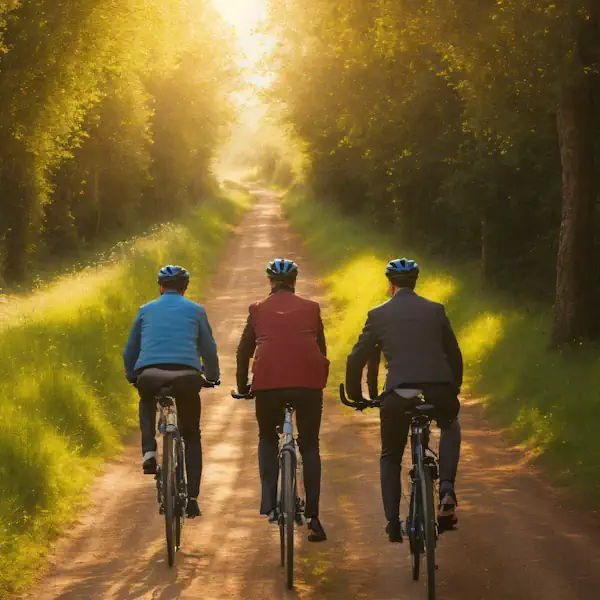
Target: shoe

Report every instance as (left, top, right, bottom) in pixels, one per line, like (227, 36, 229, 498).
(438, 487, 458, 532)
(143, 456, 157, 475)
(386, 519, 403, 543)
(267, 508, 279, 524)
(186, 498, 201, 518)
(307, 517, 327, 542)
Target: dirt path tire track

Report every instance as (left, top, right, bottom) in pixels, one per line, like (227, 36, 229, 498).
(24, 190, 600, 600)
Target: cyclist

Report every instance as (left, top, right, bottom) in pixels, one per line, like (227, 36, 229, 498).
(123, 265, 220, 518)
(345, 258, 462, 542)
(236, 258, 329, 542)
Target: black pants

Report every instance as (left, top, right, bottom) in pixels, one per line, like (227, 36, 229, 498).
(137, 366, 203, 499)
(380, 383, 461, 522)
(255, 388, 323, 518)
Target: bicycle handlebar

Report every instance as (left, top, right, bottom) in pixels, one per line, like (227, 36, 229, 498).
(339, 383, 383, 411)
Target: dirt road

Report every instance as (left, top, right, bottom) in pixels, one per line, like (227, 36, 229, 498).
(26, 190, 600, 600)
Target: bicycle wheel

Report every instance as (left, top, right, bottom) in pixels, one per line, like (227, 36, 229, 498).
(281, 450, 295, 589)
(408, 482, 421, 581)
(162, 432, 177, 567)
(421, 467, 437, 600)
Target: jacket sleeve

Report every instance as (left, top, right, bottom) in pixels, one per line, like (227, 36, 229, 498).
(441, 307, 463, 390)
(123, 310, 143, 383)
(197, 308, 220, 382)
(317, 308, 327, 357)
(236, 312, 256, 393)
(366, 345, 382, 399)
(346, 311, 379, 401)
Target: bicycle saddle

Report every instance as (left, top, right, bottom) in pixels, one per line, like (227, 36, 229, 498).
(137, 368, 202, 397)
(393, 388, 423, 399)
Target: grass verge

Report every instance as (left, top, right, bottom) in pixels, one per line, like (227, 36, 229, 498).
(282, 188, 600, 496)
(0, 189, 251, 597)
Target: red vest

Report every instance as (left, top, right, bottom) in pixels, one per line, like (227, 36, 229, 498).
(249, 292, 330, 391)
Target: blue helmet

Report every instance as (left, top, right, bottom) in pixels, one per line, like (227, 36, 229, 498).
(385, 258, 419, 283)
(158, 265, 190, 287)
(266, 258, 298, 281)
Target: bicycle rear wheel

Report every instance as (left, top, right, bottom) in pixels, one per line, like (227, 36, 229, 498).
(421, 467, 437, 600)
(281, 450, 295, 589)
(163, 432, 177, 567)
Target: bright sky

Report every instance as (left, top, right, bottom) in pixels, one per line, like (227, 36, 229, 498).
(211, 0, 275, 88)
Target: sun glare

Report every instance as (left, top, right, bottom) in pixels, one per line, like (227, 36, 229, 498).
(211, 0, 275, 89)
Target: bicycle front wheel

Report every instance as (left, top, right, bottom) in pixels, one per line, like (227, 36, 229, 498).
(421, 467, 437, 600)
(163, 432, 177, 567)
(281, 450, 295, 589)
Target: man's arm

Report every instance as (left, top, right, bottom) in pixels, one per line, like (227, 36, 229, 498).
(236, 313, 256, 393)
(366, 345, 382, 399)
(123, 311, 142, 383)
(197, 308, 220, 382)
(441, 308, 463, 390)
(346, 312, 379, 400)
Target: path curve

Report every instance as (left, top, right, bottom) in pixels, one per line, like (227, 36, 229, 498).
(24, 190, 600, 600)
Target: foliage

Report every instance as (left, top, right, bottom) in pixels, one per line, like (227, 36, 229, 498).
(0, 189, 251, 597)
(0, 0, 237, 283)
(267, 0, 600, 339)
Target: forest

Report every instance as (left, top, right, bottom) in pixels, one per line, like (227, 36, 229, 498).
(0, 0, 235, 285)
(268, 0, 600, 345)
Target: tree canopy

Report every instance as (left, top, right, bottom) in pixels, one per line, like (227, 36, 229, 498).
(0, 0, 236, 283)
(268, 0, 600, 343)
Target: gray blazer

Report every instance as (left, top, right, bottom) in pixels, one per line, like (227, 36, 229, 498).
(345, 288, 463, 400)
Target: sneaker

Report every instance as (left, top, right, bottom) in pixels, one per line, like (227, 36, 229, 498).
(186, 498, 201, 519)
(266, 508, 279, 524)
(438, 488, 458, 532)
(386, 519, 403, 543)
(307, 517, 327, 542)
(143, 456, 157, 475)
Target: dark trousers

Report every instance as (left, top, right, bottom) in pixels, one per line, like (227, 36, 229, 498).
(137, 367, 203, 498)
(255, 388, 323, 517)
(380, 383, 461, 522)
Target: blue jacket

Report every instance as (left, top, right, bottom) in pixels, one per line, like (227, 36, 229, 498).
(123, 290, 220, 383)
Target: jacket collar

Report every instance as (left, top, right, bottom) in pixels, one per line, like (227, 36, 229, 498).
(393, 287, 416, 298)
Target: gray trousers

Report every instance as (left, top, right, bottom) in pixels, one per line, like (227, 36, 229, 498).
(380, 383, 461, 522)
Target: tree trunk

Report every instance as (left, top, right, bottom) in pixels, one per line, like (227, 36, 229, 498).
(552, 72, 596, 344)
(2, 145, 39, 283)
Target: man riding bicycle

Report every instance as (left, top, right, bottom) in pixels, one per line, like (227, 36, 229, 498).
(345, 258, 462, 542)
(123, 265, 220, 518)
(236, 258, 329, 542)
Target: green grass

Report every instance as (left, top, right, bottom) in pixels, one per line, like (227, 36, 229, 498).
(282, 189, 600, 496)
(0, 190, 251, 597)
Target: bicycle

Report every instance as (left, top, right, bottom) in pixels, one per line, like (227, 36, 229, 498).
(340, 383, 439, 600)
(232, 390, 304, 590)
(140, 369, 216, 567)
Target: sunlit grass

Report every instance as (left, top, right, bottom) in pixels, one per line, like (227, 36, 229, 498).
(0, 190, 251, 597)
(282, 189, 600, 498)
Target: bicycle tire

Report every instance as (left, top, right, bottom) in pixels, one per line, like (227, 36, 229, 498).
(409, 482, 421, 581)
(163, 432, 176, 567)
(175, 438, 184, 550)
(421, 467, 437, 600)
(282, 450, 295, 589)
